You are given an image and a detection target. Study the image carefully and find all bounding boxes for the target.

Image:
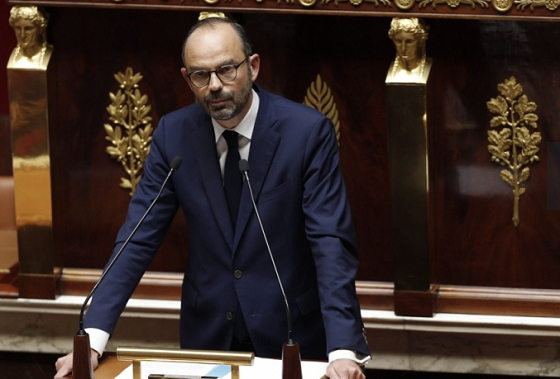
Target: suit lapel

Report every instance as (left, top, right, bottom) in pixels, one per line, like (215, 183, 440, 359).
(191, 113, 236, 249)
(234, 90, 280, 251)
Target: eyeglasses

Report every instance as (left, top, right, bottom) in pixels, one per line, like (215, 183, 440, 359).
(186, 58, 248, 88)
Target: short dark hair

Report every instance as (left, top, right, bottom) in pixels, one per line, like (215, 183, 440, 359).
(181, 17, 253, 66)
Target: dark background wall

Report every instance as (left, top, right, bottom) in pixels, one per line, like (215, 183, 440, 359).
(1, 1, 15, 176)
(38, 8, 560, 288)
(2, 4, 559, 315)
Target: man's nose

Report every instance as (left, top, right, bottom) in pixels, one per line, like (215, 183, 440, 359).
(208, 72, 223, 91)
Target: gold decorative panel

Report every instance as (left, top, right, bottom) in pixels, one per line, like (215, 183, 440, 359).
(487, 77, 541, 227)
(303, 74, 341, 143)
(104, 67, 154, 196)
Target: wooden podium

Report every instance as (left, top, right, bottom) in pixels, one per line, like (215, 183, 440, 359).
(116, 347, 253, 379)
(90, 348, 328, 379)
(93, 356, 130, 379)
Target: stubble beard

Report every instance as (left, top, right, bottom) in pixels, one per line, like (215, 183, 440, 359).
(199, 75, 253, 121)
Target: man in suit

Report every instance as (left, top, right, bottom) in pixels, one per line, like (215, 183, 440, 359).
(55, 17, 370, 379)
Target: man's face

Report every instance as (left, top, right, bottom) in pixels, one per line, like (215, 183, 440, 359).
(181, 23, 260, 129)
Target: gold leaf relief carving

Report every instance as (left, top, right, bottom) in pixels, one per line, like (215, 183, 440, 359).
(515, 0, 560, 10)
(417, 0, 489, 7)
(487, 76, 541, 227)
(321, 0, 392, 6)
(105, 67, 154, 196)
(303, 74, 341, 144)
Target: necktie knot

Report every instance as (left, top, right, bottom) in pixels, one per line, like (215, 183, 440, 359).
(223, 130, 239, 148)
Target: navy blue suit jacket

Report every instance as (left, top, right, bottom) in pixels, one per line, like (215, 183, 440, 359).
(84, 85, 370, 360)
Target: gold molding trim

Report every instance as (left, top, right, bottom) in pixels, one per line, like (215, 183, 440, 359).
(515, 0, 560, 10)
(98, 0, 559, 13)
(320, 0, 391, 6)
(492, 0, 513, 11)
(299, 0, 318, 7)
(104, 67, 154, 196)
(303, 74, 341, 143)
(395, 0, 416, 9)
(487, 76, 541, 228)
(418, 0, 489, 8)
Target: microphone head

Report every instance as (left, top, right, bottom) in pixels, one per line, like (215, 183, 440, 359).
(239, 159, 250, 173)
(170, 156, 183, 170)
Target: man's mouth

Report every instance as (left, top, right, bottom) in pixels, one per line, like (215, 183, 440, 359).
(208, 95, 231, 108)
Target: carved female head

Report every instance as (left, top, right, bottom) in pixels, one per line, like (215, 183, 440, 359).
(9, 6, 49, 56)
(388, 18, 429, 70)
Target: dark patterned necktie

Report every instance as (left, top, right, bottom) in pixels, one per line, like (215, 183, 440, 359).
(222, 130, 242, 229)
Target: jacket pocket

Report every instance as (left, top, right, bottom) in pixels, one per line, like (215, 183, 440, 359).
(295, 286, 320, 316)
(258, 178, 294, 205)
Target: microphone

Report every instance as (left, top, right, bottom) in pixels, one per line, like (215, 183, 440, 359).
(238, 159, 302, 379)
(72, 156, 183, 379)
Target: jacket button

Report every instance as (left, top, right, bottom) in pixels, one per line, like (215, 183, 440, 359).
(226, 312, 233, 321)
(234, 270, 243, 279)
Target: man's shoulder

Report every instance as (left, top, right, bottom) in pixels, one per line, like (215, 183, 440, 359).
(152, 104, 208, 140)
(258, 85, 326, 120)
(163, 103, 205, 122)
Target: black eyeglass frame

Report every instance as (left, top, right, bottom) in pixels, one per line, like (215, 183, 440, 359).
(185, 58, 248, 88)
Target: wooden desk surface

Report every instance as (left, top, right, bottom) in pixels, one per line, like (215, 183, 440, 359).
(94, 356, 131, 379)
(91, 354, 328, 379)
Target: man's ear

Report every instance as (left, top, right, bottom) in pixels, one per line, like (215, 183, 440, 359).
(248, 54, 260, 82)
(180, 67, 194, 91)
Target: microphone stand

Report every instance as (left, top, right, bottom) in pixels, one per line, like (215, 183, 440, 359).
(72, 329, 93, 379)
(282, 336, 303, 379)
(239, 159, 302, 379)
(72, 157, 182, 379)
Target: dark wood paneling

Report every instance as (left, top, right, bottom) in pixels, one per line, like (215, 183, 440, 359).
(46, 11, 560, 289)
(0, 2, 16, 176)
(4, 3, 559, 309)
(0, 2, 16, 115)
(8, 0, 560, 22)
(18, 273, 58, 299)
(48, 8, 197, 273)
(437, 285, 560, 317)
(45, 9, 394, 281)
(549, 143, 560, 210)
(394, 287, 439, 317)
(57, 271, 560, 318)
(60, 268, 182, 300)
(428, 20, 560, 290)
(0, 116, 12, 176)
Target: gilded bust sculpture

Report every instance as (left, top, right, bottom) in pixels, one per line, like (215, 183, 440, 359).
(386, 18, 432, 84)
(8, 6, 53, 69)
